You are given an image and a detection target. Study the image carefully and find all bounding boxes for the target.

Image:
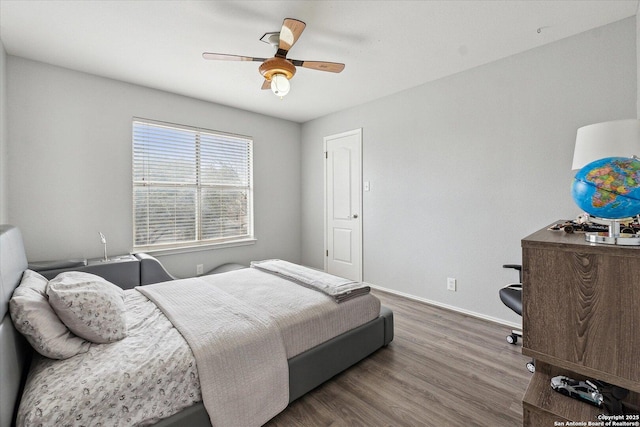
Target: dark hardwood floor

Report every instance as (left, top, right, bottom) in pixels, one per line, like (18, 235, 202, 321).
(266, 289, 532, 427)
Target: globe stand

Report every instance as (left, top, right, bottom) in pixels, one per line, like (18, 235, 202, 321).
(584, 217, 640, 246)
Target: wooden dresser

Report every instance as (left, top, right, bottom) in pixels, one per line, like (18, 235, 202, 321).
(521, 222, 640, 425)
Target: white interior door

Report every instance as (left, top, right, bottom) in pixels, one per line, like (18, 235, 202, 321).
(324, 129, 362, 281)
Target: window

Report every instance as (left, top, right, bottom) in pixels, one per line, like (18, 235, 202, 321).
(132, 119, 253, 250)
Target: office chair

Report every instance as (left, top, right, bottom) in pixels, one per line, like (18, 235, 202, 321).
(499, 264, 522, 344)
(499, 264, 535, 373)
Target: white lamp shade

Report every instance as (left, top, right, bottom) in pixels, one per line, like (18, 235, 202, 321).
(572, 119, 640, 170)
(271, 73, 290, 97)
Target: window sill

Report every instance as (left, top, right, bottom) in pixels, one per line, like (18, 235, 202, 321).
(133, 238, 257, 256)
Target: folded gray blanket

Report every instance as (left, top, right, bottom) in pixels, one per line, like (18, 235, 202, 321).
(250, 259, 370, 303)
(137, 278, 288, 427)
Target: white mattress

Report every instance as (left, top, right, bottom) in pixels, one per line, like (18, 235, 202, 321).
(17, 269, 380, 426)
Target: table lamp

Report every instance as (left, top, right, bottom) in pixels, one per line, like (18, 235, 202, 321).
(572, 119, 640, 170)
(571, 119, 640, 245)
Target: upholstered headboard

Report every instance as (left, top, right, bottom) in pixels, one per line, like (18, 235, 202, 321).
(0, 225, 32, 427)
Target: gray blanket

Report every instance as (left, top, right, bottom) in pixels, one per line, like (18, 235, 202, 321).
(250, 259, 370, 302)
(137, 278, 288, 427)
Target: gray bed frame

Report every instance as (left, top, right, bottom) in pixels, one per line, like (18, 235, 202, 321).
(0, 225, 394, 427)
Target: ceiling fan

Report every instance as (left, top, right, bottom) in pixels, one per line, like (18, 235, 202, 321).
(203, 18, 345, 98)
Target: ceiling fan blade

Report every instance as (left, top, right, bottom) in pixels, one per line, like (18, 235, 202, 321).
(202, 52, 266, 62)
(291, 60, 345, 73)
(261, 79, 271, 90)
(277, 18, 306, 56)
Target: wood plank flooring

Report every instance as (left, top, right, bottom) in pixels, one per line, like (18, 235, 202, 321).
(266, 289, 532, 427)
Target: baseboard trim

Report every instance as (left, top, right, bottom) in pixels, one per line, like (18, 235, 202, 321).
(370, 284, 522, 330)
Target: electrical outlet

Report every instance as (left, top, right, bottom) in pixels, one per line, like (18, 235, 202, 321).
(447, 277, 457, 292)
(196, 264, 204, 275)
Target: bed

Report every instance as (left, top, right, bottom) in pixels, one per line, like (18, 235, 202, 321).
(0, 225, 393, 426)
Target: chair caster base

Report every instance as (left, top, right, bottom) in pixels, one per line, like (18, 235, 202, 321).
(526, 361, 535, 373)
(506, 329, 522, 345)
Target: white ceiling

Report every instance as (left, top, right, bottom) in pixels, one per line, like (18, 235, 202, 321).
(1, 1, 638, 123)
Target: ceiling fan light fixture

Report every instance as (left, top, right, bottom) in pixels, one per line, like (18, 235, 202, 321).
(271, 73, 290, 98)
(203, 18, 344, 97)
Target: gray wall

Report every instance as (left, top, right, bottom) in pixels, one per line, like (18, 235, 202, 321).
(301, 18, 637, 325)
(2, 16, 638, 325)
(6, 57, 302, 278)
(0, 40, 7, 224)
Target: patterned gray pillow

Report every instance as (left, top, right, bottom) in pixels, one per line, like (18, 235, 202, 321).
(47, 271, 127, 344)
(9, 269, 91, 359)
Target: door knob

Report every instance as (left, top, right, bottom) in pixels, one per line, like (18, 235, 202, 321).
(352, 214, 358, 219)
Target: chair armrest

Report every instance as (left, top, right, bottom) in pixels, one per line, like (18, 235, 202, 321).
(503, 264, 522, 282)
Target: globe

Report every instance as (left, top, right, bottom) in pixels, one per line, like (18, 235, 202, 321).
(571, 156, 640, 219)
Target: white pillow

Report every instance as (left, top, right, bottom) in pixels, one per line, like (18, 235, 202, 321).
(47, 271, 127, 344)
(9, 270, 90, 359)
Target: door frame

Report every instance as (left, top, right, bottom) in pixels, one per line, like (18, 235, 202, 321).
(323, 128, 363, 280)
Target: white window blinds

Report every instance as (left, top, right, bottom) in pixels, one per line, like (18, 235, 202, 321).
(132, 119, 253, 249)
